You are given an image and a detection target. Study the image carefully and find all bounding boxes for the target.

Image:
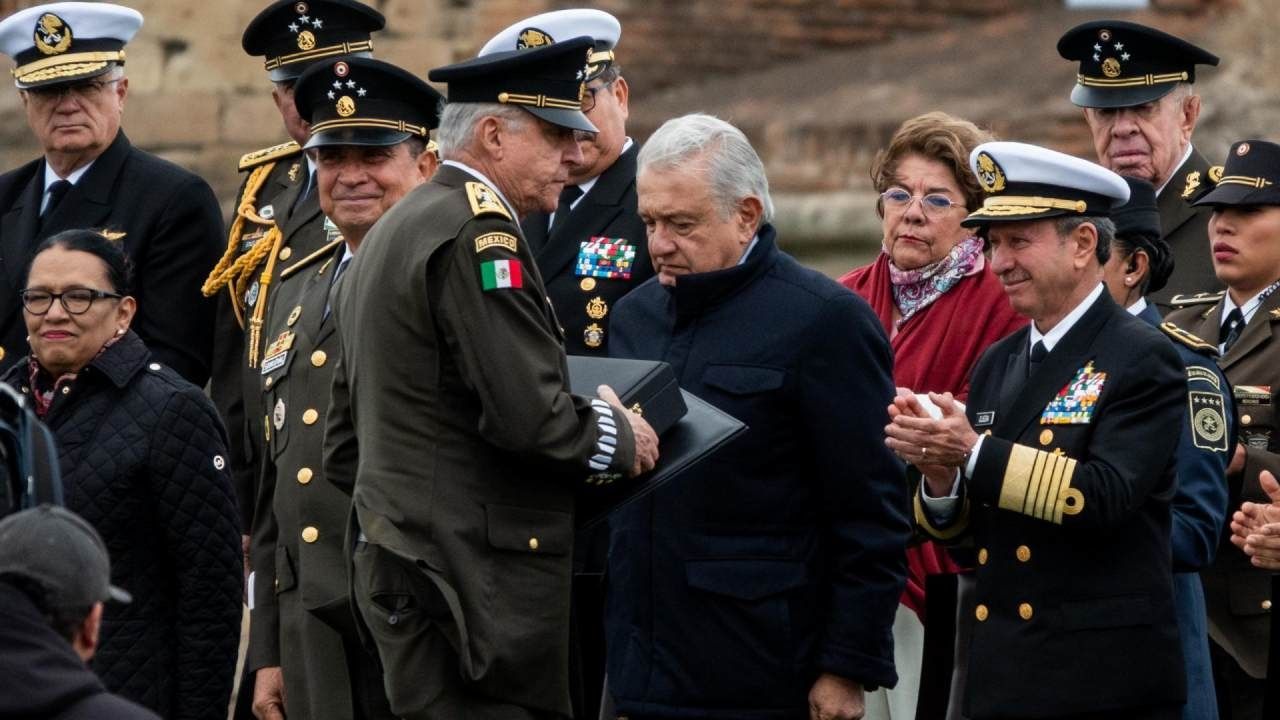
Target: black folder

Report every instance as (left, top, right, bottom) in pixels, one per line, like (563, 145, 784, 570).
(566, 356, 747, 529)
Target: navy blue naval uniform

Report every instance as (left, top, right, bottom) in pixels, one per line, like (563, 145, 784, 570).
(605, 225, 910, 719)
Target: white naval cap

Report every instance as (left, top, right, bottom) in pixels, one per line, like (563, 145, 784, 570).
(963, 141, 1130, 228)
(0, 2, 142, 89)
(478, 8, 620, 81)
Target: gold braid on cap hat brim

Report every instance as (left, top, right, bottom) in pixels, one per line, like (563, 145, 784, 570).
(1076, 71, 1189, 88)
(496, 92, 582, 111)
(969, 195, 1089, 217)
(1216, 175, 1275, 189)
(265, 40, 373, 70)
(309, 117, 431, 137)
(13, 50, 124, 84)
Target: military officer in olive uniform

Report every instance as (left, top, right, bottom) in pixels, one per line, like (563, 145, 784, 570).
(323, 39, 659, 719)
(892, 142, 1188, 719)
(246, 56, 441, 720)
(480, 9, 652, 355)
(205, 0, 384, 537)
(1165, 139, 1280, 720)
(1058, 20, 1221, 312)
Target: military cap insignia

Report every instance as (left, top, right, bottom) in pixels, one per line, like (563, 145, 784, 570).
(465, 181, 512, 221)
(1208, 165, 1224, 184)
(34, 12, 72, 55)
(1238, 142, 1251, 156)
(518, 27, 554, 49)
(1181, 171, 1201, 200)
(586, 296, 608, 320)
(975, 152, 1006, 193)
(1041, 361, 1106, 425)
(474, 232, 518, 254)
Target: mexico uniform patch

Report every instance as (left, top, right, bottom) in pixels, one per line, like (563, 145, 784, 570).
(480, 258, 523, 291)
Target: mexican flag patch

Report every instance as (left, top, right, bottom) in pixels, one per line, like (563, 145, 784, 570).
(480, 258, 523, 291)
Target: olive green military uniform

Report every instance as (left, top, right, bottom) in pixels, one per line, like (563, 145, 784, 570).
(324, 164, 636, 719)
(1167, 290, 1276, 680)
(208, 142, 330, 532)
(1150, 150, 1221, 312)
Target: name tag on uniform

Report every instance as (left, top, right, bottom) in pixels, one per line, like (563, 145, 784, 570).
(261, 331, 294, 375)
(1041, 361, 1107, 425)
(576, 237, 636, 280)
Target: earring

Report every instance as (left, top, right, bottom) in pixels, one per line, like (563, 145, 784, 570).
(116, 328, 125, 336)
(1124, 277, 1134, 286)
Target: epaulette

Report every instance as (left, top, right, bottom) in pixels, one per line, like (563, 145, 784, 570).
(1168, 291, 1225, 307)
(280, 239, 343, 280)
(1161, 322, 1217, 356)
(239, 141, 302, 171)
(465, 181, 512, 222)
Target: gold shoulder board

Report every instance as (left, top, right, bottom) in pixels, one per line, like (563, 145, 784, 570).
(1168, 291, 1225, 307)
(280, 239, 344, 280)
(239, 141, 303, 171)
(1160, 322, 1217, 355)
(465, 181, 512, 221)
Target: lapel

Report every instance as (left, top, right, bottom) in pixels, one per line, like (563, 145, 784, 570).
(280, 167, 321, 239)
(1157, 148, 1210, 242)
(996, 332, 1030, 417)
(995, 290, 1116, 440)
(0, 165, 44, 291)
(535, 143, 638, 279)
(302, 243, 345, 348)
(1221, 290, 1280, 370)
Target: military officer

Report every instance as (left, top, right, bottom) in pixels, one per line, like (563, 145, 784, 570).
(1058, 20, 1221, 311)
(0, 2, 223, 384)
(322, 38, 659, 719)
(889, 142, 1188, 719)
(480, 9, 652, 355)
(1165, 139, 1280, 720)
(247, 56, 440, 720)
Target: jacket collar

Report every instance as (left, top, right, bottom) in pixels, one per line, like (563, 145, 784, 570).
(82, 329, 150, 389)
(668, 224, 777, 319)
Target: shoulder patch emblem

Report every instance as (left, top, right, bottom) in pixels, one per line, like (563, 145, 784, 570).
(1189, 389, 1228, 452)
(1168, 291, 1225, 307)
(1161, 322, 1217, 356)
(465, 181, 512, 221)
(474, 232, 518, 254)
(239, 141, 303, 171)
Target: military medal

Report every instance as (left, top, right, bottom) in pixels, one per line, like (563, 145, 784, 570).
(245, 280, 261, 308)
(576, 237, 637, 280)
(1041, 362, 1107, 425)
(584, 323, 604, 348)
(273, 398, 286, 431)
(586, 296, 608, 320)
(261, 331, 295, 375)
(287, 305, 302, 326)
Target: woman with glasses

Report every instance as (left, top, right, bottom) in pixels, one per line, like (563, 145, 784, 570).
(3, 229, 243, 719)
(840, 112, 1024, 720)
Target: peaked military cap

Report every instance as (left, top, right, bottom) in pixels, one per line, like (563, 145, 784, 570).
(1191, 140, 1280, 208)
(1057, 20, 1218, 108)
(295, 56, 442, 148)
(478, 8, 620, 82)
(429, 36, 598, 134)
(963, 141, 1130, 227)
(242, 0, 384, 82)
(0, 1, 141, 89)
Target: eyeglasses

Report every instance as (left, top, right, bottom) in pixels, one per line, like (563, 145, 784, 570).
(880, 188, 962, 217)
(580, 80, 615, 114)
(24, 77, 120, 104)
(20, 287, 123, 315)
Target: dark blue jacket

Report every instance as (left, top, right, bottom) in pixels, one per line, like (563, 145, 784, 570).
(605, 226, 910, 719)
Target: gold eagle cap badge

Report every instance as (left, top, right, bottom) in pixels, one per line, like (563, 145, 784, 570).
(34, 13, 72, 55)
(975, 152, 1006, 194)
(517, 27, 553, 49)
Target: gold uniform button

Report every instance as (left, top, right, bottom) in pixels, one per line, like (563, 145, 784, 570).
(302, 408, 319, 425)
(297, 467, 313, 485)
(977, 548, 989, 565)
(1263, 599, 1273, 611)
(0, 347, 5, 362)
(1016, 545, 1031, 562)
(301, 526, 319, 543)
(528, 537, 539, 551)
(1242, 414, 1253, 426)
(1019, 603, 1034, 620)
(1039, 429, 1053, 446)
(975, 604, 989, 622)
(279, 247, 293, 261)
(311, 350, 327, 367)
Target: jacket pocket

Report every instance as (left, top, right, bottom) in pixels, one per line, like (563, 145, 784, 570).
(274, 544, 297, 594)
(701, 364, 786, 395)
(485, 504, 572, 556)
(1061, 593, 1153, 630)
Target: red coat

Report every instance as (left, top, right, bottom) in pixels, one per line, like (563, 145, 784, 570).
(842, 251, 1026, 615)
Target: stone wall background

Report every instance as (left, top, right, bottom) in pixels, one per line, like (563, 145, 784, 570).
(0, 0, 1265, 272)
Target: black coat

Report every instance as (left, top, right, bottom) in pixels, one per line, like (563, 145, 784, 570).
(917, 290, 1187, 718)
(0, 131, 223, 385)
(605, 227, 911, 718)
(0, 581, 161, 720)
(521, 143, 653, 354)
(2, 332, 243, 720)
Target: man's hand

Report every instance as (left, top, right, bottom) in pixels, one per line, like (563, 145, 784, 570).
(1230, 470, 1280, 569)
(252, 666, 286, 720)
(885, 391, 978, 475)
(809, 673, 865, 720)
(599, 384, 659, 477)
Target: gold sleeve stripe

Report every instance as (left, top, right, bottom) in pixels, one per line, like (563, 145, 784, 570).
(913, 492, 971, 541)
(998, 443, 1084, 524)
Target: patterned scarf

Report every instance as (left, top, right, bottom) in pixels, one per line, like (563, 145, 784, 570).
(28, 334, 123, 418)
(888, 235, 985, 327)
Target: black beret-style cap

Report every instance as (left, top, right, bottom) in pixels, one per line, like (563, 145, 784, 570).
(242, 0, 384, 82)
(1113, 176, 1161, 242)
(1192, 140, 1280, 208)
(429, 36, 598, 134)
(1058, 20, 1218, 109)
(295, 56, 442, 148)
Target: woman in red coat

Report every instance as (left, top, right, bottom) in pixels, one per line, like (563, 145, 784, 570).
(841, 112, 1024, 719)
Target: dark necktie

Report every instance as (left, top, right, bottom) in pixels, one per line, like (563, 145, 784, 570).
(39, 179, 72, 229)
(547, 184, 583, 239)
(1026, 340, 1047, 379)
(1220, 308, 1245, 353)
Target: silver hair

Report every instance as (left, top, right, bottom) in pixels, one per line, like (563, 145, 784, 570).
(1055, 214, 1115, 265)
(637, 113, 774, 226)
(434, 101, 527, 159)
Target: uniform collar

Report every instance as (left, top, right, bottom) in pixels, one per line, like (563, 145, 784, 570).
(668, 224, 777, 318)
(1029, 282, 1105, 352)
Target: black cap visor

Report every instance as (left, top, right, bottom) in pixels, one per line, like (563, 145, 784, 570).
(1192, 183, 1280, 208)
(1070, 81, 1178, 109)
(524, 105, 597, 134)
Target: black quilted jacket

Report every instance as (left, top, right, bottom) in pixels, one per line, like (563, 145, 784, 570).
(3, 332, 242, 719)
